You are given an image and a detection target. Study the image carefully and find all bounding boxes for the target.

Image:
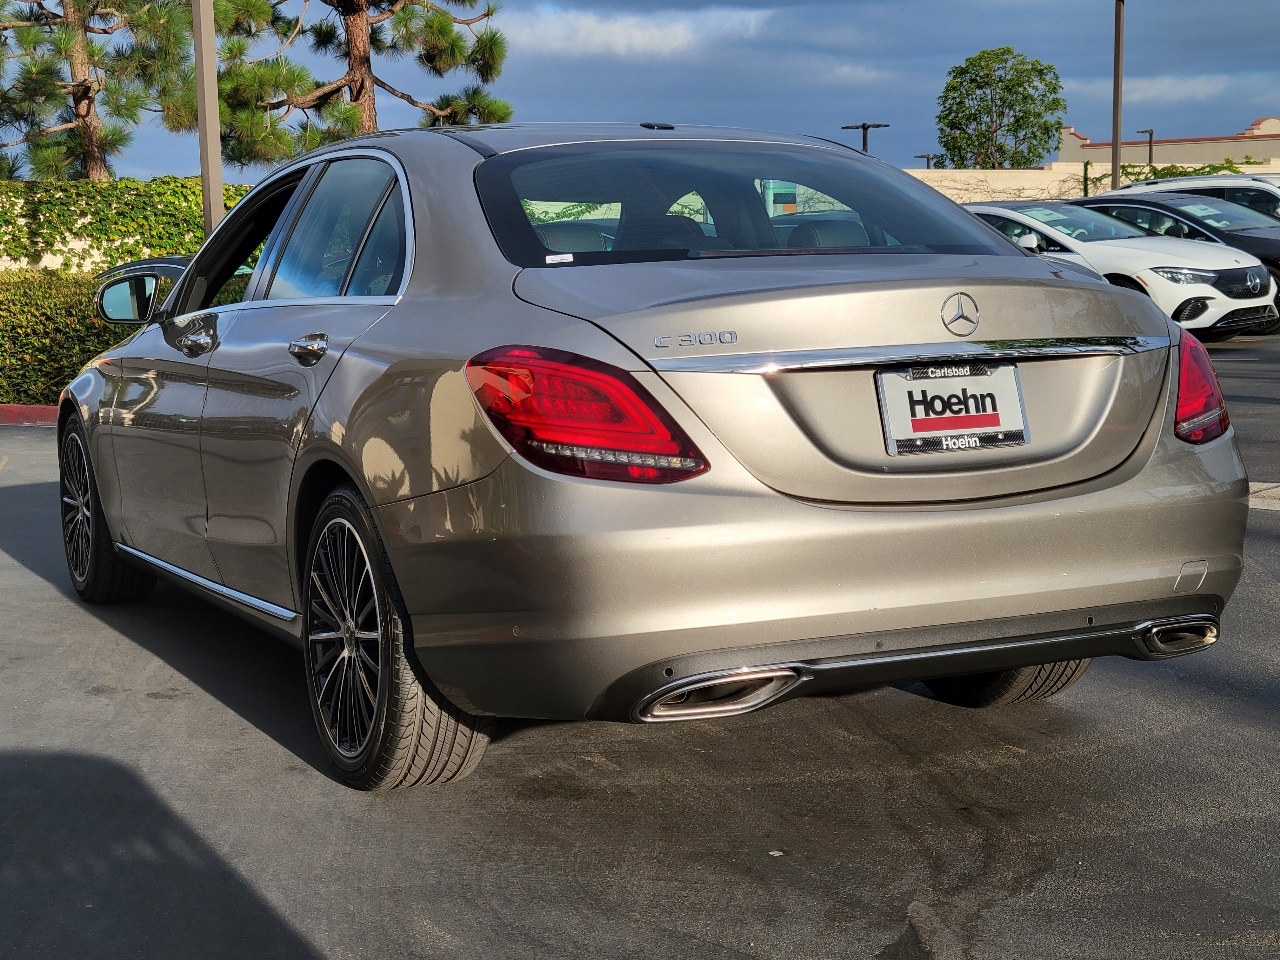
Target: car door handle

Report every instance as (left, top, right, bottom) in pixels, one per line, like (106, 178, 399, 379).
(176, 330, 215, 357)
(288, 334, 329, 366)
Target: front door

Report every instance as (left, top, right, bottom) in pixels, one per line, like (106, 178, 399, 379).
(200, 156, 409, 610)
(111, 309, 226, 579)
(112, 169, 309, 580)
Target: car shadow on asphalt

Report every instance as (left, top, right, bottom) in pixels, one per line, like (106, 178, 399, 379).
(0, 480, 338, 782)
(0, 751, 322, 958)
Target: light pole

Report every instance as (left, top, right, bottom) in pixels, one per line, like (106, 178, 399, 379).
(192, 0, 224, 235)
(1111, 0, 1125, 190)
(842, 122, 889, 155)
(914, 154, 933, 170)
(1138, 128, 1154, 166)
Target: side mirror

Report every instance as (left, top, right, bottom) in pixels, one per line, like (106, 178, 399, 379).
(97, 274, 159, 324)
(1017, 232, 1042, 253)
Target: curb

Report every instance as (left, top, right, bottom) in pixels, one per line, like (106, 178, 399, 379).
(0, 404, 59, 426)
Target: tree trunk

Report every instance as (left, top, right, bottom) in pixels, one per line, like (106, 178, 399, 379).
(60, 0, 109, 181)
(341, 0, 378, 134)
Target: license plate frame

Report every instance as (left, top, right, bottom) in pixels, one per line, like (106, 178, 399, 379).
(875, 362, 1030, 456)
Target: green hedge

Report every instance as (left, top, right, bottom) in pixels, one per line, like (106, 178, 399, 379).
(0, 177, 250, 270)
(0, 270, 127, 405)
(0, 177, 254, 405)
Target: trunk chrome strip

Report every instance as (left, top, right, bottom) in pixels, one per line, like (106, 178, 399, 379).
(650, 336, 1170, 374)
(115, 543, 299, 622)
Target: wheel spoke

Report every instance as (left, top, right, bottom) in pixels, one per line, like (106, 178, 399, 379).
(311, 641, 342, 673)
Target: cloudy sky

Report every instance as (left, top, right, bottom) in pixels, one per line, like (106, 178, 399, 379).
(118, 0, 1280, 180)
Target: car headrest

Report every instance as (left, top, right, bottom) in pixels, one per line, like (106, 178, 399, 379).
(613, 214, 710, 250)
(787, 218, 870, 249)
(535, 221, 608, 252)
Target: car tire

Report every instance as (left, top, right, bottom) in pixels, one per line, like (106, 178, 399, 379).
(922, 659, 1091, 708)
(59, 415, 156, 603)
(302, 484, 492, 789)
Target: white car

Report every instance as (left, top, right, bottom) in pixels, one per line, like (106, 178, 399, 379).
(968, 201, 1277, 340)
(1105, 175, 1280, 220)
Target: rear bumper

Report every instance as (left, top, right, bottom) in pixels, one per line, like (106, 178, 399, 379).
(376, 416, 1248, 720)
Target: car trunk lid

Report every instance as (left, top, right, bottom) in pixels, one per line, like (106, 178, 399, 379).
(514, 256, 1172, 504)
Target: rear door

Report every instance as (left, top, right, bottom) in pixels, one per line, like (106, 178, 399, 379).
(199, 154, 409, 609)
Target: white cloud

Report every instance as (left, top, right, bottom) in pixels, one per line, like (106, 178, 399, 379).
(1065, 74, 1232, 105)
(502, 5, 774, 60)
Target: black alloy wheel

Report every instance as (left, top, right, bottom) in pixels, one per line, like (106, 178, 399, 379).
(60, 429, 94, 586)
(307, 515, 384, 760)
(302, 485, 492, 789)
(57, 414, 155, 603)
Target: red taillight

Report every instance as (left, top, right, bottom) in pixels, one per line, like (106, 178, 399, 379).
(1174, 332, 1229, 444)
(466, 346, 708, 483)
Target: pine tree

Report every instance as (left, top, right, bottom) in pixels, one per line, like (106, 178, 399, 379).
(161, 0, 510, 168)
(0, 0, 190, 179)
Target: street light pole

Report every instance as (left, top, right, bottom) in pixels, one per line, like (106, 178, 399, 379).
(914, 154, 933, 170)
(842, 123, 889, 155)
(1138, 128, 1154, 167)
(1111, 0, 1125, 190)
(192, 0, 224, 236)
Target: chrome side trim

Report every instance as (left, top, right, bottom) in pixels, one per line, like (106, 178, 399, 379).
(649, 336, 1170, 375)
(115, 543, 298, 622)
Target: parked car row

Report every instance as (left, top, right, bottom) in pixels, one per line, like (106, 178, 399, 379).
(968, 174, 1280, 341)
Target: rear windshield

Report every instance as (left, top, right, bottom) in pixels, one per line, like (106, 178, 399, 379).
(1162, 196, 1280, 232)
(1010, 204, 1148, 242)
(475, 141, 1013, 267)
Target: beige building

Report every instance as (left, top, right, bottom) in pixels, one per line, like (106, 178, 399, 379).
(1057, 117, 1280, 166)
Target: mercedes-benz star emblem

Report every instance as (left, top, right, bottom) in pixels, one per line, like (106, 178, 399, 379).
(941, 292, 980, 337)
(1247, 270, 1263, 295)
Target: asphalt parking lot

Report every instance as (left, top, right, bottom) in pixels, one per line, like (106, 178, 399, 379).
(3, 336, 1280, 960)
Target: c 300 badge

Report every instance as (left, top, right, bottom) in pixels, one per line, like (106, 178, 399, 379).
(654, 330, 738, 348)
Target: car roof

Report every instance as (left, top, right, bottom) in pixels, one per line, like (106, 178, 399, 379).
(312, 123, 849, 158)
(966, 200, 1070, 211)
(1079, 192, 1207, 206)
(1114, 174, 1280, 190)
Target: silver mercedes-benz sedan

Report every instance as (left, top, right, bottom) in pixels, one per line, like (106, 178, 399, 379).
(61, 124, 1247, 789)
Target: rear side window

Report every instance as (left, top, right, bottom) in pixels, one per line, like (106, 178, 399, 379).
(476, 141, 1011, 267)
(268, 158, 396, 299)
(346, 189, 407, 297)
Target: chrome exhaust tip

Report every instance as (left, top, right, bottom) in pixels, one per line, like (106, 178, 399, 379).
(635, 667, 805, 723)
(1141, 616, 1219, 658)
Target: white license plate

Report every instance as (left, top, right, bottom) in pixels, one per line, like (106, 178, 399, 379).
(876, 363, 1029, 456)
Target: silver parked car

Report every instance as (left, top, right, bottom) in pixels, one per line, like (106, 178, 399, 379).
(62, 124, 1247, 789)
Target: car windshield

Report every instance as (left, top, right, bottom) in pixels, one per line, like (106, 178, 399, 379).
(475, 141, 1013, 267)
(1162, 195, 1280, 232)
(1010, 204, 1148, 242)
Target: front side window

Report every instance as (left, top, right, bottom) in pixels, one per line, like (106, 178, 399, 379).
(268, 158, 397, 299)
(476, 141, 1012, 267)
(1163, 196, 1278, 232)
(1102, 206, 1212, 241)
(975, 213, 1066, 252)
(1223, 188, 1280, 220)
(176, 175, 302, 314)
(1016, 205, 1147, 243)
